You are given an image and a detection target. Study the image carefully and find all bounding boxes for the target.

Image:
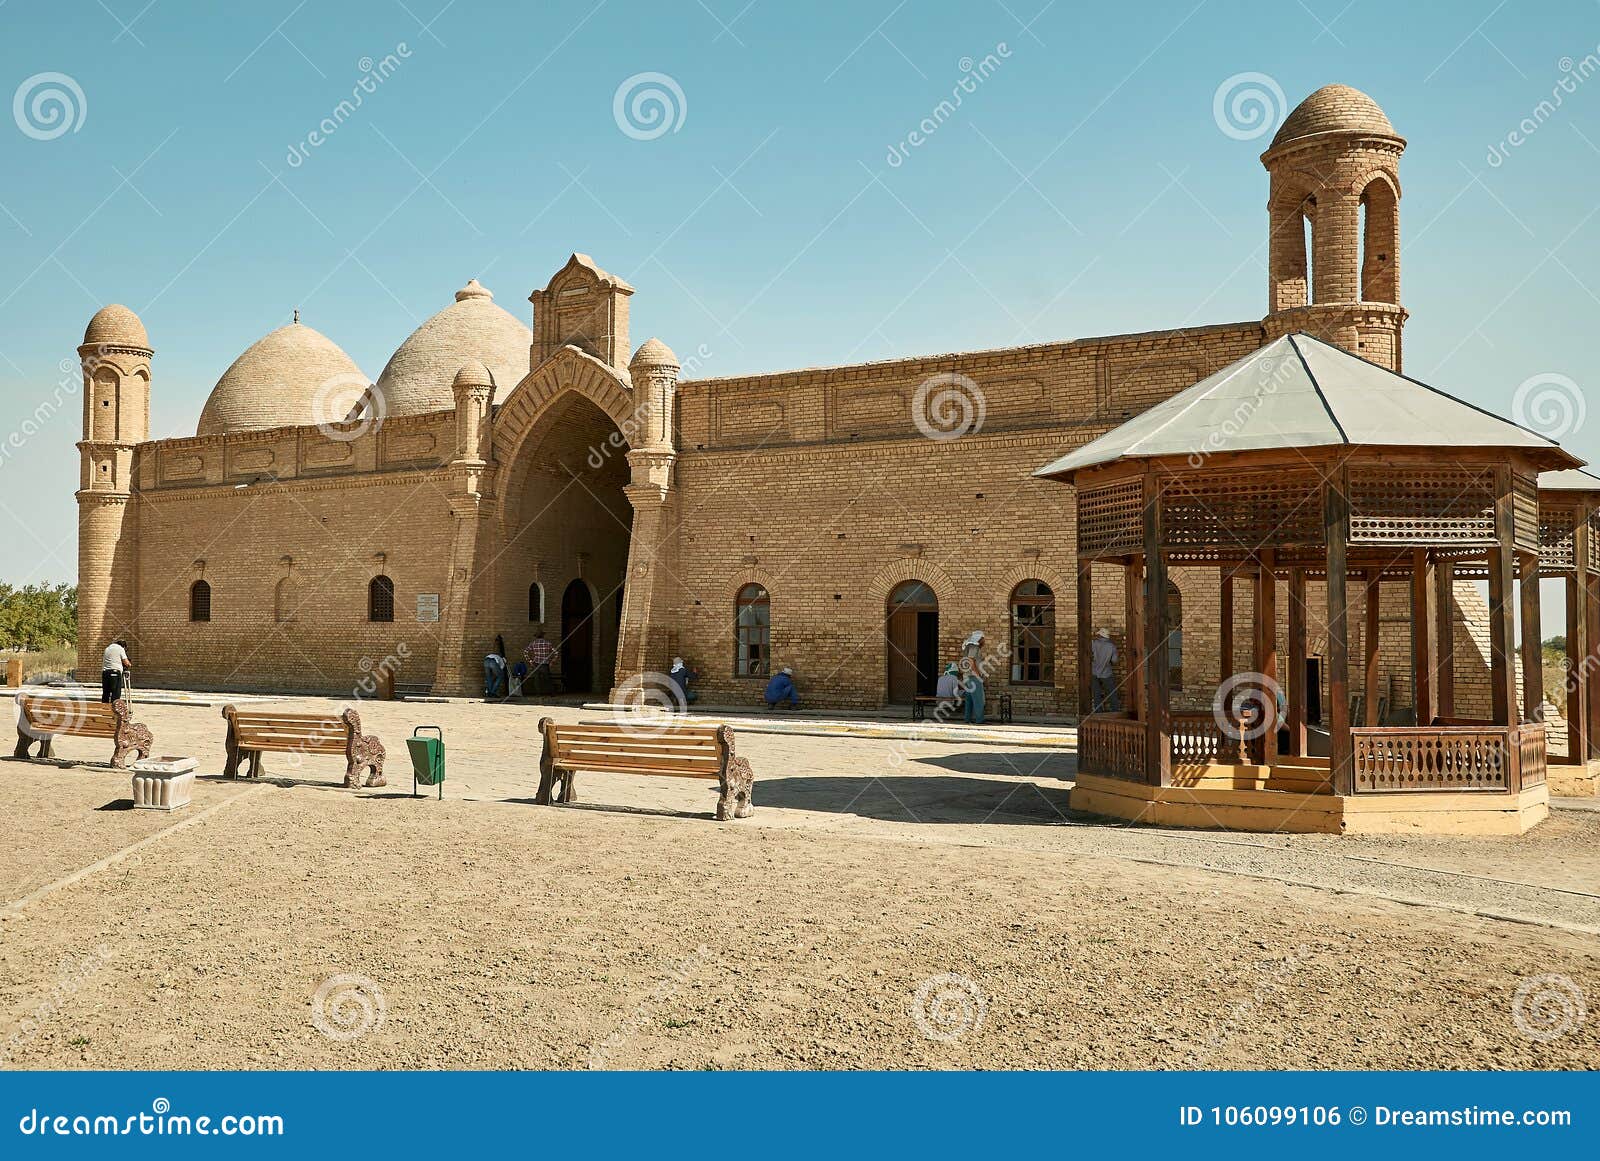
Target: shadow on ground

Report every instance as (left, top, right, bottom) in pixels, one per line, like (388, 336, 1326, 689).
(757, 770, 1071, 824)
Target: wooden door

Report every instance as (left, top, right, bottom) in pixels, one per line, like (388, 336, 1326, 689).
(887, 609, 920, 703)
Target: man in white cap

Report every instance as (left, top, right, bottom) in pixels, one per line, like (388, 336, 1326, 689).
(1090, 627, 1119, 713)
(763, 665, 799, 710)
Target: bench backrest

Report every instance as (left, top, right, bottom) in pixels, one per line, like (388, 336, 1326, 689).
(547, 722, 724, 779)
(17, 696, 119, 737)
(226, 709, 349, 754)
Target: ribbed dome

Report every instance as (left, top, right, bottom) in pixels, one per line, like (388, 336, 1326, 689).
(373, 280, 531, 416)
(452, 360, 495, 390)
(630, 337, 678, 368)
(1270, 84, 1396, 148)
(83, 304, 149, 349)
(197, 321, 368, 437)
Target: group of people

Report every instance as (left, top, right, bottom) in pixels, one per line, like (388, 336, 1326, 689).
(483, 632, 557, 700)
(931, 629, 992, 724)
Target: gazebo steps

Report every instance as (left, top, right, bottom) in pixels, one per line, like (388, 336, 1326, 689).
(1072, 773, 1548, 836)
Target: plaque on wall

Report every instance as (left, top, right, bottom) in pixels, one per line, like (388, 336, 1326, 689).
(416, 593, 440, 622)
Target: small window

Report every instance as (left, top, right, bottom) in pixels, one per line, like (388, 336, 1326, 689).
(189, 579, 211, 623)
(369, 575, 395, 623)
(529, 581, 544, 622)
(1009, 580, 1055, 685)
(735, 584, 770, 677)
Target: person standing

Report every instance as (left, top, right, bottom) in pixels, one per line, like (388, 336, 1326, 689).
(101, 637, 131, 703)
(1090, 627, 1120, 713)
(959, 630, 987, 725)
(483, 646, 507, 700)
(524, 631, 555, 695)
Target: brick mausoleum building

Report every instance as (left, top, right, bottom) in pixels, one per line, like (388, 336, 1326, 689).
(71, 84, 1514, 716)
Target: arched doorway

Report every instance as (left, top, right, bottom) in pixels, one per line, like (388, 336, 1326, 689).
(495, 392, 632, 695)
(886, 580, 939, 703)
(561, 580, 596, 693)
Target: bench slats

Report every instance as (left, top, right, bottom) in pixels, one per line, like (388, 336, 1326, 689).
(18, 699, 119, 737)
(554, 749, 719, 771)
(560, 723, 719, 740)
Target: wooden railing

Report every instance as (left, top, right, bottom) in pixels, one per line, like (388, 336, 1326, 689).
(1078, 713, 1147, 782)
(1171, 711, 1247, 766)
(1518, 723, 1547, 788)
(1352, 725, 1515, 792)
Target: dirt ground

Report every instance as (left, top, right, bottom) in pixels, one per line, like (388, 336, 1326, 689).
(1, 693, 1597, 1070)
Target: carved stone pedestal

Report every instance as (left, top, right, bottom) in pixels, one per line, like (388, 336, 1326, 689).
(130, 756, 199, 811)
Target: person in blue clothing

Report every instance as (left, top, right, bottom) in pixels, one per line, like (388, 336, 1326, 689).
(667, 656, 699, 708)
(763, 666, 800, 709)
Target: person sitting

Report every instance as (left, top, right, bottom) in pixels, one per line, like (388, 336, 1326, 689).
(934, 662, 962, 716)
(764, 666, 800, 709)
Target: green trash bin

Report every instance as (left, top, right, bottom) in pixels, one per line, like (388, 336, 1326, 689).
(406, 726, 445, 800)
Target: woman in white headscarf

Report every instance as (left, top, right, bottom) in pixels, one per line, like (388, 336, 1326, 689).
(959, 630, 987, 724)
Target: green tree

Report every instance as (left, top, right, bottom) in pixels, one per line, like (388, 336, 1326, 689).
(0, 583, 77, 650)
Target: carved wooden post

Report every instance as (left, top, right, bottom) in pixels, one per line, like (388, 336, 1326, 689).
(1076, 558, 1093, 718)
(1220, 572, 1234, 690)
(1568, 501, 1591, 763)
(1142, 473, 1170, 787)
(1254, 549, 1278, 763)
(1363, 572, 1381, 726)
(1435, 559, 1455, 717)
(1287, 567, 1307, 757)
(1326, 472, 1353, 795)
(1411, 548, 1433, 727)
(1519, 550, 1543, 727)
(1124, 554, 1144, 720)
(1488, 468, 1518, 727)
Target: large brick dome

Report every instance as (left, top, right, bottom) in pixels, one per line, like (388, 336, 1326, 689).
(373, 280, 531, 417)
(197, 320, 368, 436)
(1270, 84, 1396, 148)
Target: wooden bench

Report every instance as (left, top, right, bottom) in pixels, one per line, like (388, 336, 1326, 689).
(13, 695, 153, 768)
(222, 705, 386, 788)
(535, 718, 754, 820)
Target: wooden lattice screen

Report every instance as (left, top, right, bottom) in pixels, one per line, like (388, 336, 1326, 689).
(1076, 478, 1144, 557)
(1348, 467, 1496, 546)
(1160, 468, 1322, 554)
(1513, 471, 1540, 554)
(1540, 498, 1579, 574)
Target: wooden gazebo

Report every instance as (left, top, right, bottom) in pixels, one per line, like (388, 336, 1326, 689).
(1035, 334, 1580, 835)
(1537, 468, 1600, 796)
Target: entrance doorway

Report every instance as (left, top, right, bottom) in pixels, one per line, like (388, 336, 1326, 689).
(561, 580, 595, 693)
(886, 580, 939, 703)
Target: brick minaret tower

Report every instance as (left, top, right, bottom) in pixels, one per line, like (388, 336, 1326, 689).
(1262, 84, 1407, 371)
(76, 305, 150, 677)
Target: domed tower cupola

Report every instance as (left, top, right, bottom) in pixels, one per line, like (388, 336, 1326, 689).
(1262, 84, 1407, 370)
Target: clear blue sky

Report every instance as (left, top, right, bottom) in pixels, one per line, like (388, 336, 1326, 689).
(2, 0, 1598, 604)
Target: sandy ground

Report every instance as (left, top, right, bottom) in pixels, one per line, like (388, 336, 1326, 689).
(1, 693, 1597, 1069)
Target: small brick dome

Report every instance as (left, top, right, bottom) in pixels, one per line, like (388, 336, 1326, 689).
(452, 359, 495, 390)
(629, 337, 678, 369)
(83, 304, 149, 349)
(1270, 84, 1396, 148)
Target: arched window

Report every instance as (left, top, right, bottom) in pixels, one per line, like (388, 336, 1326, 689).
(1009, 580, 1055, 684)
(528, 581, 544, 623)
(1269, 190, 1315, 311)
(1165, 581, 1183, 692)
(1359, 178, 1397, 304)
(369, 575, 395, 623)
(189, 579, 211, 623)
(735, 584, 770, 677)
(275, 577, 300, 623)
